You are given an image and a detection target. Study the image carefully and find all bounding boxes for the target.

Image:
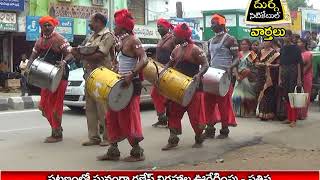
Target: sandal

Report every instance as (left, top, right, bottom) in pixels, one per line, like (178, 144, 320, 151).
(289, 121, 296, 128)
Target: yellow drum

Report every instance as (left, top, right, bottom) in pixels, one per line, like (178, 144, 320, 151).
(158, 68, 198, 107)
(142, 59, 165, 84)
(86, 67, 133, 111)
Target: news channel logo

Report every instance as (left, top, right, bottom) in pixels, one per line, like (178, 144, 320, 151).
(245, 0, 291, 40)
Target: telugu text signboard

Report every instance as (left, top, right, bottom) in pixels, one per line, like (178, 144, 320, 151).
(26, 16, 74, 42)
(0, 0, 24, 12)
(0, 12, 17, 31)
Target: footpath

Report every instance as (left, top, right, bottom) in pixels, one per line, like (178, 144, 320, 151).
(0, 91, 40, 111)
(161, 104, 320, 170)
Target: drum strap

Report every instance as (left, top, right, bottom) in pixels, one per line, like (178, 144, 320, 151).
(208, 33, 228, 66)
(157, 33, 173, 48)
(40, 43, 53, 61)
(173, 44, 193, 68)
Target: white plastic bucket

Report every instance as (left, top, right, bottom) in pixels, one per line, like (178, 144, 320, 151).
(288, 86, 309, 108)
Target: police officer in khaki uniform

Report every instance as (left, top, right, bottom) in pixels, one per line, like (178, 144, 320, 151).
(71, 13, 116, 146)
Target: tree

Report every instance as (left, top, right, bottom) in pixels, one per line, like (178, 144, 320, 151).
(287, 0, 312, 11)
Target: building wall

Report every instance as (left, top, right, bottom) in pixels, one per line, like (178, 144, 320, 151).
(128, 0, 146, 25)
(28, 0, 110, 36)
(147, 0, 170, 21)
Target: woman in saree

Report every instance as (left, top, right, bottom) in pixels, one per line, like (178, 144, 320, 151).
(256, 40, 280, 121)
(232, 39, 258, 117)
(297, 38, 313, 120)
(251, 40, 261, 56)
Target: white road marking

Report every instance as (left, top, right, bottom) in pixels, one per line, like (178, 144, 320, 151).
(0, 109, 40, 115)
(0, 107, 69, 116)
(0, 126, 46, 133)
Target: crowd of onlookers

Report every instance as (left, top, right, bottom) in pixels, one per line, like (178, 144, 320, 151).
(232, 30, 319, 127)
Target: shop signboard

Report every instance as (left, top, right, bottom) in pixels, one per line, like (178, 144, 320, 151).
(0, 12, 17, 31)
(133, 25, 160, 39)
(0, 0, 24, 12)
(55, 17, 74, 42)
(26, 16, 40, 41)
(169, 18, 201, 40)
(26, 16, 74, 42)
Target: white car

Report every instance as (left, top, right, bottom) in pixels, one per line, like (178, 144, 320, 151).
(64, 68, 86, 111)
(64, 44, 156, 111)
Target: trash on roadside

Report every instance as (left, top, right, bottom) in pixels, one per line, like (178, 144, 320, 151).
(216, 158, 224, 163)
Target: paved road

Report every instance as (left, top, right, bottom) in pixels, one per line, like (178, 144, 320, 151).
(0, 104, 319, 170)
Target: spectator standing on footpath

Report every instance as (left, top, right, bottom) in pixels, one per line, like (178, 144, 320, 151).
(19, 54, 29, 96)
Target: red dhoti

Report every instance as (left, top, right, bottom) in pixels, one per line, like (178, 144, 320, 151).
(286, 102, 298, 122)
(106, 95, 144, 146)
(167, 91, 206, 135)
(39, 80, 68, 129)
(205, 85, 237, 127)
(151, 86, 167, 114)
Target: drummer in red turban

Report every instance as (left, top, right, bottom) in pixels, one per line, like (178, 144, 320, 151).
(211, 13, 227, 32)
(173, 23, 193, 44)
(151, 18, 175, 128)
(160, 23, 209, 151)
(99, 9, 148, 162)
(114, 9, 135, 35)
(38, 16, 59, 38)
(157, 18, 174, 31)
(26, 15, 73, 143)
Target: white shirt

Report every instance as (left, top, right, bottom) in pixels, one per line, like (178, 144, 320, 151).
(19, 59, 29, 74)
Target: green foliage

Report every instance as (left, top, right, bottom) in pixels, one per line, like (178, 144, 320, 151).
(287, 0, 311, 11)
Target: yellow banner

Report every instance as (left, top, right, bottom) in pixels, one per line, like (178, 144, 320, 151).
(245, 0, 292, 25)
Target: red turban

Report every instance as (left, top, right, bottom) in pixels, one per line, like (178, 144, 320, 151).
(39, 16, 59, 27)
(174, 23, 192, 42)
(114, 9, 135, 31)
(157, 18, 174, 30)
(211, 14, 226, 25)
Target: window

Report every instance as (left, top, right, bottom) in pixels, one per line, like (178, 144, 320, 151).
(128, 0, 145, 25)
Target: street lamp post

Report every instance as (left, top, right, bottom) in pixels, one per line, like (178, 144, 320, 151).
(108, 0, 114, 31)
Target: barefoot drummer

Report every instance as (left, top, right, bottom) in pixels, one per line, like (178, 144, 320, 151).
(151, 18, 176, 128)
(27, 16, 73, 143)
(204, 14, 239, 139)
(161, 23, 209, 151)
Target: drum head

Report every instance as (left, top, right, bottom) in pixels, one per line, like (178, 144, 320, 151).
(219, 73, 231, 97)
(181, 79, 198, 107)
(50, 67, 64, 92)
(108, 79, 134, 111)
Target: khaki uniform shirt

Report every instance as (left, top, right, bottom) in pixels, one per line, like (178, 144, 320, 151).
(83, 28, 115, 78)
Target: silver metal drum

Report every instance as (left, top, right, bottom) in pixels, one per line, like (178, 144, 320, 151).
(202, 67, 230, 96)
(27, 57, 63, 92)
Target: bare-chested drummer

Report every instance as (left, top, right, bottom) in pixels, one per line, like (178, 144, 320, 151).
(161, 23, 209, 151)
(151, 18, 176, 128)
(97, 9, 148, 162)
